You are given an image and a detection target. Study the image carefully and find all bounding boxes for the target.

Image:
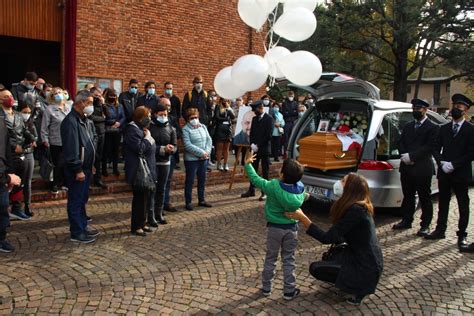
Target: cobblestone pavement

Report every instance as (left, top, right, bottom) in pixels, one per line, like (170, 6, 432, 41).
(0, 183, 473, 315)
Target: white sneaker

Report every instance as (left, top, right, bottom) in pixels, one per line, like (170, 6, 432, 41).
(218, 162, 224, 171)
(224, 163, 229, 171)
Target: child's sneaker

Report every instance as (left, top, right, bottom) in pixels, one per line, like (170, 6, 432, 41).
(261, 289, 271, 297)
(346, 295, 367, 305)
(283, 288, 300, 300)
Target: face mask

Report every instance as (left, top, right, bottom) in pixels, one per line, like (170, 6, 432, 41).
(21, 113, 31, 122)
(307, 98, 313, 103)
(37, 84, 44, 90)
(157, 116, 168, 124)
(54, 94, 64, 103)
(165, 89, 173, 96)
(2, 96, 14, 108)
(248, 100, 253, 105)
(25, 83, 34, 90)
(147, 88, 155, 95)
(108, 97, 116, 103)
(194, 83, 203, 92)
(273, 108, 279, 113)
(288, 96, 294, 102)
(451, 107, 464, 120)
(129, 87, 138, 94)
(64, 92, 70, 100)
(412, 110, 423, 121)
(45, 91, 52, 98)
(190, 118, 199, 126)
(333, 180, 344, 198)
(263, 99, 270, 106)
(298, 112, 304, 118)
(84, 105, 94, 116)
(139, 117, 151, 129)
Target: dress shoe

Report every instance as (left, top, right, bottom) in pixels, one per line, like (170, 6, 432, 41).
(164, 203, 178, 212)
(458, 236, 468, 248)
(425, 230, 446, 240)
(241, 191, 256, 198)
(131, 230, 147, 237)
(416, 227, 430, 237)
(185, 204, 194, 211)
(392, 221, 412, 230)
(143, 226, 154, 233)
(198, 201, 213, 208)
(158, 219, 168, 225)
(148, 221, 159, 228)
(459, 243, 474, 253)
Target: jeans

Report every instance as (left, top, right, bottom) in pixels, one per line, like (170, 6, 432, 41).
(262, 227, 298, 294)
(164, 155, 176, 205)
(248, 154, 270, 194)
(0, 186, 9, 241)
(184, 159, 208, 204)
(65, 169, 91, 237)
(148, 164, 170, 222)
(23, 152, 35, 206)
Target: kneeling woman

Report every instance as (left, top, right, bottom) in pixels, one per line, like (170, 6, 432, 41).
(286, 173, 383, 305)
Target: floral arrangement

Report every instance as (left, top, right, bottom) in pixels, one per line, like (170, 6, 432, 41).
(331, 112, 368, 137)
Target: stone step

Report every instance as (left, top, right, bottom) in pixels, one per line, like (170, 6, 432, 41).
(31, 162, 283, 203)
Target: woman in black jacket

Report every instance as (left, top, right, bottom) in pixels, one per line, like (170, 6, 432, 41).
(213, 98, 235, 171)
(286, 173, 383, 305)
(148, 101, 177, 226)
(123, 106, 156, 236)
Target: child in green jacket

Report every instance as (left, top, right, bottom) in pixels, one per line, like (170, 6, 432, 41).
(245, 152, 308, 300)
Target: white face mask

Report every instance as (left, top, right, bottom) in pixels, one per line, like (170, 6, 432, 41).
(288, 96, 294, 102)
(333, 180, 344, 198)
(84, 105, 94, 116)
(194, 83, 203, 92)
(21, 113, 31, 122)
(190, 118, 200, 126)
(263, 99, 270, 106)
(157, 115, 168, 124)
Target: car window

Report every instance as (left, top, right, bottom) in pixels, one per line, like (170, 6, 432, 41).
(376, 111, 411, 160)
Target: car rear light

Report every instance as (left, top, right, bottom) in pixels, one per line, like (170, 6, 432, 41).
(358, 160, 393, 170)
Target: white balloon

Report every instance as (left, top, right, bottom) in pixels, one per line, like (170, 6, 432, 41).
(283, 0, 317, 12)
(214, 67, 247, 100)
(255, 0, 279, 15)
(279, 51, 323, 86)
(231, 54, 269, 91)
(273, 7, 317, 42)
(238, 0, 268, 30)
(264, 46, 291, 78)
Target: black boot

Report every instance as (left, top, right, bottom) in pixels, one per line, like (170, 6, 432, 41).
(147, 210, 158, 227)
(457, 232, 468, 248)
(156, 207, 168, 225)
(24, 203, 34, 217)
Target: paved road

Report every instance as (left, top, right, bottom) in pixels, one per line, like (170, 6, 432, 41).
(0, 183, 473, 315)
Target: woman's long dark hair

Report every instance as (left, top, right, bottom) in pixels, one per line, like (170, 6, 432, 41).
(330, 172, 374, 224)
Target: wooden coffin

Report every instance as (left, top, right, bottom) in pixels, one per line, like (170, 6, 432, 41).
(298, 133, 358, 171)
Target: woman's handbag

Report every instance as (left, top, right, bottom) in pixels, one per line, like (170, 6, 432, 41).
(133, 154, 156, 191)
(39, 147, 54, 182)
(322, 242, 348, 262)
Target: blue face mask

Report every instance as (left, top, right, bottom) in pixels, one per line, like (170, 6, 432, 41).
(165, 89, 173, 96)
(273, 108, 279, 113)
(157, 116, 168, 124)
(54, 94, 64, 103)
(147, 88, 155, 96)
(25, 83, 34, 90)
(129, 87, 138, 94)
(298, 112, 304, 118)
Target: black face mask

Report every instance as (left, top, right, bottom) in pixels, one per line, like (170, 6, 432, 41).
(412, 110, 423, 121)
(451, 107, 464, 120)
(138, 117, 151, 129)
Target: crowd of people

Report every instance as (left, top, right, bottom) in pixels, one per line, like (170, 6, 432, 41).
(0, 71, 472, 306)
(0, 72, 314, 248)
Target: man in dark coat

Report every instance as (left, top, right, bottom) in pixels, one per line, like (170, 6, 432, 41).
(89, 87, 107, 188)
(281, 91, 299, 157)
(241, 101, 273, 200)
(393, 99, 439, 237)
(0, 90, 22, 252)
(137, 81, 160, 113)
(61, 90, 99, 244)
(181, 76, 208, 126)
(119, 79, 142, 123)
(426, 93, 474, 251)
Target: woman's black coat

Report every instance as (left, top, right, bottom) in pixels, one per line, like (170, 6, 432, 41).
(307, 204, 383, 296)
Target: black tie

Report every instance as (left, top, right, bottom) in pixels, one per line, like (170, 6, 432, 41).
(415, 122, 421, 130)
(453, 123, 459, 137)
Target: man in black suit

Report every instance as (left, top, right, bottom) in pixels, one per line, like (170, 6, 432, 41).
(393, 99, 439, 237)
(241, 101, 273, 201)
(426, 94, 474, 250)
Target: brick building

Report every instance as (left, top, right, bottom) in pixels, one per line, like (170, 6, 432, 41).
(0, 0, 264, 98)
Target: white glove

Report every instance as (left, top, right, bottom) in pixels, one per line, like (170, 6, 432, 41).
(400, 153, 411, 164)
(441, 161, 454, 174)
(250, 143, 258, 153)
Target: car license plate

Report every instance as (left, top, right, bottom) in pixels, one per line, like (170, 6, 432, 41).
(305, 185, 329, 198)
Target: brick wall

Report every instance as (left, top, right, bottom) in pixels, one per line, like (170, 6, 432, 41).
(76, 0, 267, 98)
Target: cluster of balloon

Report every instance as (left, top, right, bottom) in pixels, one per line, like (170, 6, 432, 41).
(214, 0, 323, 99)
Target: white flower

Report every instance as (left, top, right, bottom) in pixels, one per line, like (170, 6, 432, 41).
(356, 115, 362, 121)
(362, 124, 368, 129)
